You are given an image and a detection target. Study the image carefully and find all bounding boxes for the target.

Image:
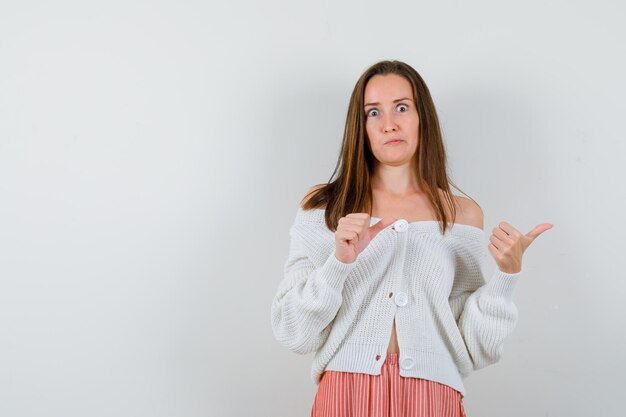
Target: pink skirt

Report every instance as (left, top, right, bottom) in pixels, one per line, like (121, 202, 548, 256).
(311, 353, 467, 417)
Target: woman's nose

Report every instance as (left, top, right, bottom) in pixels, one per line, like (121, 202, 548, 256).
(383, 115, 398, 132)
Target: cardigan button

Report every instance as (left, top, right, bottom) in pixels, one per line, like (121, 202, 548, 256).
(394, 292, 408, 307)
(401, 357, 415, 370)
(392, 219, 408, 232)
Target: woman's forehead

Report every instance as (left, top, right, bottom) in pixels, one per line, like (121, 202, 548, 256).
(364, 74, 413, 103)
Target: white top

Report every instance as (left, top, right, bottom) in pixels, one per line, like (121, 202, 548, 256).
(270, 207, 523, 397)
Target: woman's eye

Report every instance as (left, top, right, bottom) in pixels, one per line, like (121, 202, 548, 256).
(367, 109, 379, 117)
(397, 104, 408, 112)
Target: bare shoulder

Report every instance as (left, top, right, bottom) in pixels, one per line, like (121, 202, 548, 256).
(453, 195, 484, 230)
(300, 184, 326, 208)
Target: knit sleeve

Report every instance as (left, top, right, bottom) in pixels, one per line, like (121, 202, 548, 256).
(271, 223, 357, 355)
(448, 240, 522, 373)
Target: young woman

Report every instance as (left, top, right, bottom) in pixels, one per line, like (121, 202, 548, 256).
(271, 60, 552, 417)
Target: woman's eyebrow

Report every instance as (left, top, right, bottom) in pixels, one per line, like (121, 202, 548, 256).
(364, 97, 412, 107)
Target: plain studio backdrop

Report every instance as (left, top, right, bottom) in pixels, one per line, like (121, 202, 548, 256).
(1, 1, 624, 416)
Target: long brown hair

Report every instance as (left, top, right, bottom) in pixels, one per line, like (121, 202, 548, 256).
(301, 60, 477, 235)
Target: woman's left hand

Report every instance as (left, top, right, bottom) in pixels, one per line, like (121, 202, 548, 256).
(488, 221, 554, 274)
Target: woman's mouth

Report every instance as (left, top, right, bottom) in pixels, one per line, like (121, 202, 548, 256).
(385, 139, 403, 145)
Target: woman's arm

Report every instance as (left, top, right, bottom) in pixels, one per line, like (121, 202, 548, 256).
(449, 194, 551, 371)
(270, 218, 357, 355)
(445, 196, 521, 371)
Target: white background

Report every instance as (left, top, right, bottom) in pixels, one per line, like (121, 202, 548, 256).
(1, 1, 624, 416)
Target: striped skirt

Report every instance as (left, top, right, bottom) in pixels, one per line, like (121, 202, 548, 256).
(311, 353, 467, 417)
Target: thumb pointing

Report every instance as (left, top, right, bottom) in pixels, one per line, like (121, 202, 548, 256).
(526, 223, 554, 240)
(523, 223, 554, 251)
(370, 217, 397, 237)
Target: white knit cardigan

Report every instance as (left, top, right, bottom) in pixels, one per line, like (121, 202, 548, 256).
(271, 207, 522, 397)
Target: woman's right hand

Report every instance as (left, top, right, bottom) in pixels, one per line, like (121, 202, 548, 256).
(335, 214, 397, 264)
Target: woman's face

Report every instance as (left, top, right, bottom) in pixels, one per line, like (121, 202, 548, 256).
(363, 73, 420, 167)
